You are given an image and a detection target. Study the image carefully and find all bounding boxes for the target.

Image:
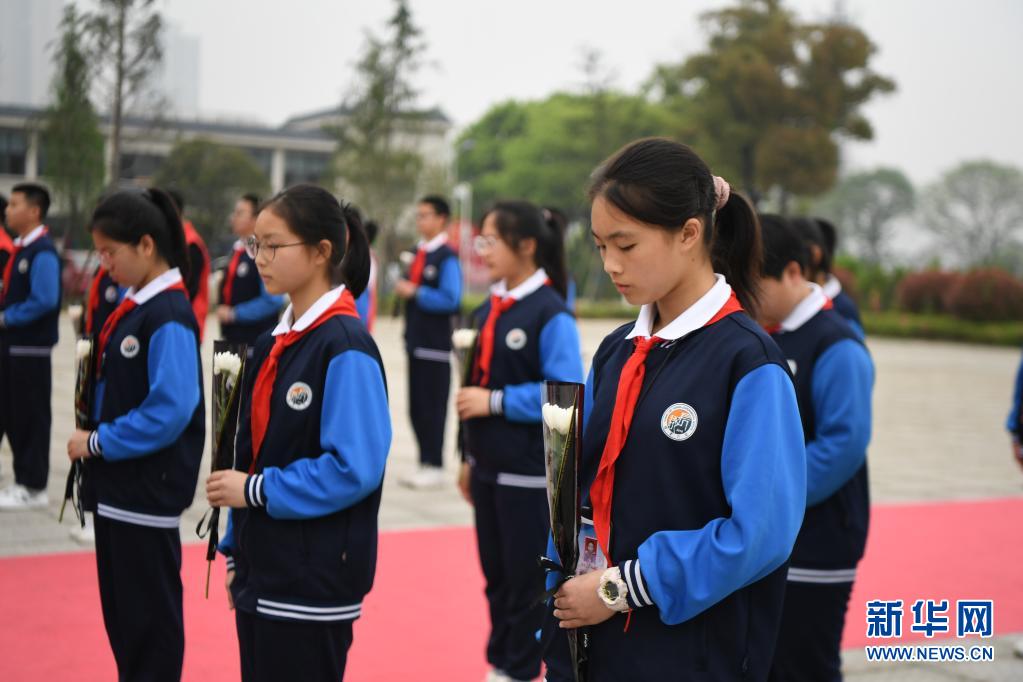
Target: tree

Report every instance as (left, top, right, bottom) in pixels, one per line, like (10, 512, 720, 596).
(646, 0, 894, 206)
(919, 160, 1023, 268)
(153, 139, 269, 242)
(816, 168, 915, 265)
(85, 0, 163, 183)
(43, 5, 105, 250)
(330, 0, 429, 261)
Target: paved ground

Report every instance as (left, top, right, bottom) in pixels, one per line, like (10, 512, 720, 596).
(1, 313, 1021, 679)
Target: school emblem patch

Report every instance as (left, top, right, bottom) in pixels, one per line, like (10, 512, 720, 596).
(505, 328, 527, 350)
(104, 285, 119, 303)
(661, 403, 698, 442)
(423, 264, 438, 281)
(120, 335, 140, 359)
(237, 262, 249, 277)
(286, 382, 313, 411)
(787, 359, 798, 376)
(17, 259, 28, 274)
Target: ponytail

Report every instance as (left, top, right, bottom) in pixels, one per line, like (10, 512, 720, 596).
(539, 206, 569, 300)
(147, 188, 191, 281)
(711, 191, 761, 313)
(340, 203, 370, 297)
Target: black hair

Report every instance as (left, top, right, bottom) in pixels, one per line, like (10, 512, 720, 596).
(814, 217, 837, 275)
(589, 137, 762, 312)
(0, 194, 6, 229)
(790, 217, 827, 280)
(240, 193, 261, 214)
(166, 189, 185, 214)
(89, 188, 190, 279)
(759, 213, 808, 279)
(364, 220, 379, 246)
(261, 184, 370, 296)
(481, 200, 568, 299)
(418, 195, 451, 219)
(12, 182, 51, 221)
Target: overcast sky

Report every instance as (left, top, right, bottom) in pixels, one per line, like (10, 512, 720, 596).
(161, 0, 1023, 186)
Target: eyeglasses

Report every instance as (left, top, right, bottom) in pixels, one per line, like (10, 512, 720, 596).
(97, 244, 129, 265)
(473, 235, 498, 255)
(245, 236, 309, 261)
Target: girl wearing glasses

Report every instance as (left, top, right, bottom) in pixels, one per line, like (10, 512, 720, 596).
(216, 193, 285, 352)
(66, 187, 205, 681)
(458, 200, 584, 682)
(543, 139, 806, 681)
(206, 184, 391, 681)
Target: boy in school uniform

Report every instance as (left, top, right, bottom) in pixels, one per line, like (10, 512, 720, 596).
(394, 195, 462, 489)
(168, 190, 211, 340)
(0, 183, 62, 510)
(758, 214, 875, 682)
(216, 194, 284, 349)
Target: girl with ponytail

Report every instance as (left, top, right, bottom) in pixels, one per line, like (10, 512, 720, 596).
(66, 187, 205, 681)
(205, 184, 391, 681)
(543, 138, 806, 681)
(458, 199, 584, 682)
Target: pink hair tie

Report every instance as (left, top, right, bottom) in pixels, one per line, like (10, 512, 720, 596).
(713, 175, 731, 211)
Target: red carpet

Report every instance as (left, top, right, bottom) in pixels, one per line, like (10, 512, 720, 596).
(0, 498, 1020, 681)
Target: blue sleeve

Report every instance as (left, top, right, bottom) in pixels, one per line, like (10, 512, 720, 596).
(355, 288, 371, 323)
(97, 322, 201, 460)
(3, 251, 60, 326)
(545, 533, 561, 592)
(502, 313, 584, 423)
(1008, 350, 1023, 433)
(257, 351, 391, 520)
(806, 340, 874, 506)
(415, 256, 462, 313)
(565, 280, 577, 313)
(583, 365, 595, 431)
(232, 276, 284, 323)
(218, 509, 235, 559)
(625, 363, 806, 624)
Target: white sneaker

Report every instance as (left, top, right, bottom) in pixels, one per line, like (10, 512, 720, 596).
(69, 514, 95, 544)
(399, 465, 445, 490)
(0, 484, 49, 511)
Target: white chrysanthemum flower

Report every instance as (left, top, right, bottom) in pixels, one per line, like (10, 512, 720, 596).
(542, 403, 575, 435)
(213, 351, 242, 379)
(452, 328, 477, 350)
(75, 338, 93, 360)
(68, 304, 84, 323)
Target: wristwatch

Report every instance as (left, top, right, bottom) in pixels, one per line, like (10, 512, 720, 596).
(597, 566, 630, 612)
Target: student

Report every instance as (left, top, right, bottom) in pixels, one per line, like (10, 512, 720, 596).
(0, 193, 13, 274)
(394, 195, 462, 489)
(757, 214, 874, 682)
(167, 189, 211, 340)
(206, 184, 391, 682)
(217, 193, 285, 350)
(65, 187, 205, 681)
(815, 217, 865, 339)
(354, 219, 379, 333)
(544, 138, 806, 682)
(458, 200, 583, 682)
(0, 183, 61, 511)
(793, 217, 865, 340)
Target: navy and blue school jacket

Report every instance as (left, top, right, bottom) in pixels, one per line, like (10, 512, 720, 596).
(1, 225, 61, 351)
(823, 274, 864, 340)
(220, 286, 392, 624)
(463, 269, 584, 484)
(81, 268, 205, 528)
(218, 243, 284, 344)
(404, 234, 462, 358)
(1007, 351, 1023, 439)
(770, 285, 874, 582)
(86, 268, 124, 336)
(546, 276, 806, 681)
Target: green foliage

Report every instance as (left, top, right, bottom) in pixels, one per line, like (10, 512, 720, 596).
(153, 138, 269, 241)
(647, 0, 895, 204)
(43, 4, 105, 249)
(861, 311, 1023, 347)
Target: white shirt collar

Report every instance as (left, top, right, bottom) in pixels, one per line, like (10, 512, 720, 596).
(128, 268, 184, 306)
(627, 274, 732, 341)
(418, 232, 449, 253)
(233, 239, 245, 251)
(273, 285, 346, 336)
(778, 283, 829, 333)
(490, 268, 548, 301)
(822, 274, 842, 299)
(14, 225, 46, 247)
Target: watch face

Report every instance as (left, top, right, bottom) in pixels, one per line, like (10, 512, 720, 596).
(602, 582, 620, 601)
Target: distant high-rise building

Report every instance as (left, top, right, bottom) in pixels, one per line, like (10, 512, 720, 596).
(0, 0, 61, 107)
(155, 21, 200, 119)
